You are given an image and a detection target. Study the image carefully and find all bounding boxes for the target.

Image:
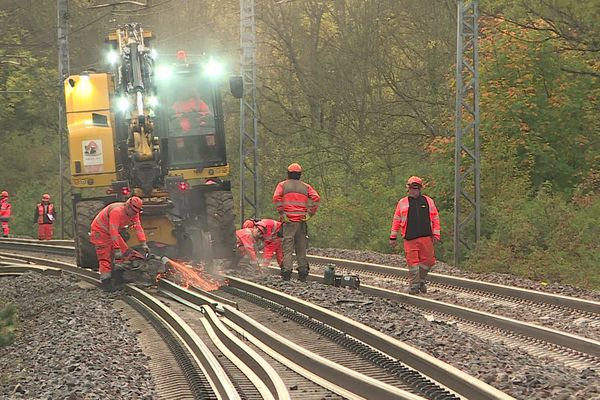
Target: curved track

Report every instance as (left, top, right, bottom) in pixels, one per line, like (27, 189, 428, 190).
(0, 238, 521, 399)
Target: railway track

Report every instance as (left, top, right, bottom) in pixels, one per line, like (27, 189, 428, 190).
(264, 262, 600, 371)
(0, 238, 516, 399)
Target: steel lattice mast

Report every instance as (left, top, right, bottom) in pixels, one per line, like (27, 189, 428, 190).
(239, 0, 260, 224)
(58, 0, 73, 239)
(454, 0, 480, 266)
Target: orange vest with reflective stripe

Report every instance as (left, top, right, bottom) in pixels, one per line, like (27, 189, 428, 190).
(260, 219, 282, 242)
(273, 179, 320, 222)
(90, 203, 146, 250)
(390, 195, 441, 240)
(37, 203, 55, 224)
(0, 199, 11, 220)
(235, 228, 258, 262)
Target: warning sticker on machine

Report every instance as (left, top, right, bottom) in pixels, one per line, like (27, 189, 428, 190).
(82, 140, 103, 173)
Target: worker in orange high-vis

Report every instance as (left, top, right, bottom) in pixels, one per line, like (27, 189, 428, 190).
(255, 219, 283, 268)
(0, 191, 11, 237)
(90, 196, 149, 292)
(273, 163, 320, 281)
(389, 176, 441, 295)
(33, 194, 56, 240)
(234, 224, 265, 268)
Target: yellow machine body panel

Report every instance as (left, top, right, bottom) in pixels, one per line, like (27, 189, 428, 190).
(65, 73, 117, 188)
(167, 164, 230, 180)
(126, 215, 176, 247)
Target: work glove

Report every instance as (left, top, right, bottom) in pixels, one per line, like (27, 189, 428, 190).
(279, 214, 290, 223)
(114, 249, 124, 259)
(389, 238, 397, 249)
(303, 212, 315, 221)
(140, 242, 150, 254)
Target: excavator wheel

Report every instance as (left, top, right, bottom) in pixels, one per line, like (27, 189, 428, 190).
(74, 200, 104, 270)
(205, 190, 236, 260)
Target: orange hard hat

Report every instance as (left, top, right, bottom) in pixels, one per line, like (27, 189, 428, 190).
(242, 219, 255, 229)
(255, 221, 268, 235)
(42, 194, 50, 201)
(287, 163, 302, 173)
(126, 196, 143, 212)
(1, 191, 7, 197)
(407, 176, 423, 186)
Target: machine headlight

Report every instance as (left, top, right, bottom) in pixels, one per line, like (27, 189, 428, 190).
(204, 57, 224, 80)
(117, 96, 130, 112)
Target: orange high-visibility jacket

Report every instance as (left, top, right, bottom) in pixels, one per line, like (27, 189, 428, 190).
(90, 203, 146, 251)
(0, 198, 11, 221)
(273, 179, 320, 222)
(235, 228, 258, 262)
(390, 196, 441, 240)
(259, 219, 282, 242)
(35, 203, 55, 224)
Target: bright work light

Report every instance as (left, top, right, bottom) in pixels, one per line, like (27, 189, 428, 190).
(147, 96, 158, 107)
(155, 65, 173, 80)
(107, 51, 119, 65)
(204, 57, 224, 79)
(117, 96, 130, 112)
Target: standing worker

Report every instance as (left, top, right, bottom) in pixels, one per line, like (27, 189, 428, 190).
(273, 163, 320, 281)
(90, 196, 149, 292)
(389, 176, 441, 294)
(33, 194, 56, 240)
(0, 191, 11, 238)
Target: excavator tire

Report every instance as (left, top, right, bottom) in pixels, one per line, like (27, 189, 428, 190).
(74, 200, 104, 270)
(205, 190, 236, 260)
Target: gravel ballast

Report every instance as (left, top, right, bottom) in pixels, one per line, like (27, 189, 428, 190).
(0, 273, 157, 400)
(230, 271, 600, 400)
(310, 247, 600, 302)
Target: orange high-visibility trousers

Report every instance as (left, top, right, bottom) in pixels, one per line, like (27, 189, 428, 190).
(262, 238, 283, 267)
(38, 224, 53, 240)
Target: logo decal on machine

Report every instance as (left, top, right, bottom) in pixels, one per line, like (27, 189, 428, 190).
(82, 140, 103, 173)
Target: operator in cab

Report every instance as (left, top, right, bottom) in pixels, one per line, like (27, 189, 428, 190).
(90, 196, 149, 292)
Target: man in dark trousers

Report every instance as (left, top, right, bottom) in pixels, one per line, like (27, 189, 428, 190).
(33, 193, 56, 240)
(273, 163, 320, 281)
(389, 176, 441, 294)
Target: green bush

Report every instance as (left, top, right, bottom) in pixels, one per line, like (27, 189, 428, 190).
(464, 187, 600, 289)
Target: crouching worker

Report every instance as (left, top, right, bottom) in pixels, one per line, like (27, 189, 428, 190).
(235, 223, 266, 269)
(90, 196, 149, 292)
(255, 219, 283, 268)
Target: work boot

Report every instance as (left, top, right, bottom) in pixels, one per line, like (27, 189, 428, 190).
(298, 271, 308, 282)
(100, 278, 117, 293)
(408, 284, 420, 295)
(112, 269, 125, 287)
(419, 282, 427, 294)
(281, 270, 292, 281)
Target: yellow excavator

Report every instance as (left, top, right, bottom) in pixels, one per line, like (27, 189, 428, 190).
(65, 23, 241, 268)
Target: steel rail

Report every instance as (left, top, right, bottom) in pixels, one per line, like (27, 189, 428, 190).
(267, 267, 600, 359)
(307, 255, 600, 314)
(0, 238, 76, 256)
(3, 240, 598, 356)
(160, 279, 425, 400)
(125, 285, 241, 400)
(226, 275, 514, 400)
(158, 279, 289, 400)
(0, 260, 238, 400)
(1, 239, 596, 315)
